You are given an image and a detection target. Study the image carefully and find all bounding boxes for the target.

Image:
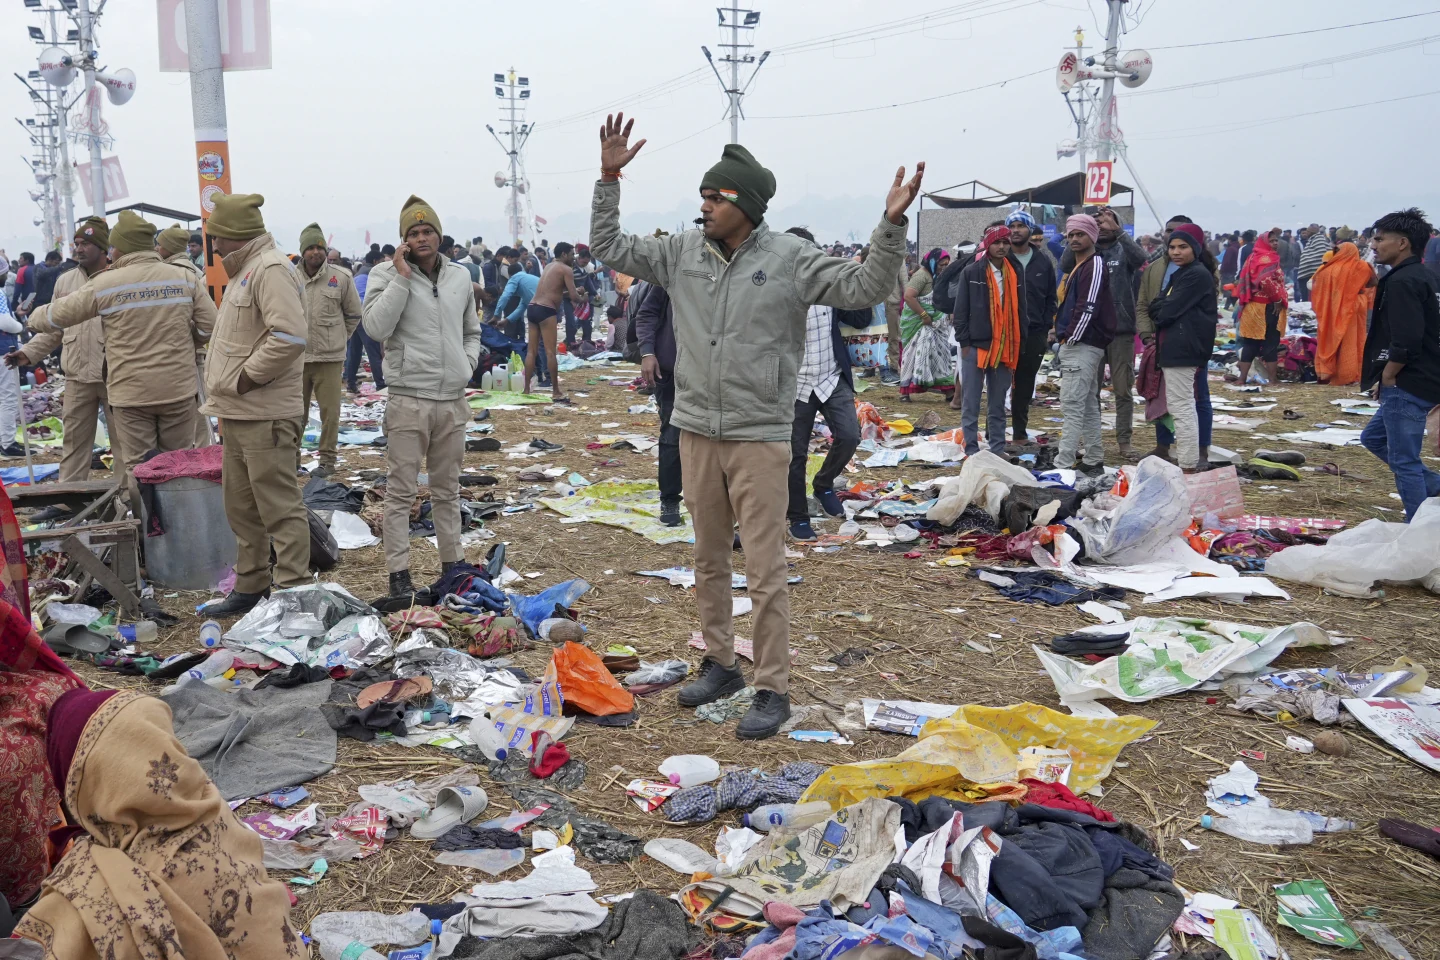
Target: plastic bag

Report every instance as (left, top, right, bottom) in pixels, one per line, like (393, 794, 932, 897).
(1183, 465, 1245, 519)
(1067, 456, 1192, 563)
(625, 659, 690, 686)
(308, 508, 340, 571)
(927, 450, 1038, 525)
(1266, 497, 1440, 597)
(507, 579, 591, 636)
(553, 641, 634, 716)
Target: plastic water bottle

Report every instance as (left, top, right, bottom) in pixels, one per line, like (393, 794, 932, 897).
(177, 650, 236, 687)
(744, 801, 833, 833)
(659, 755, 721, 787)
(1200, 807, 1314, 845)
(469, 717, 510, 762)
(104, 620, 157, 645)
(199, 620, 223, 648)
(309, 911, 436, 960)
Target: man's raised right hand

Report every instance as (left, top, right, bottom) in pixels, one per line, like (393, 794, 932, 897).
(599, 113, 647, 179)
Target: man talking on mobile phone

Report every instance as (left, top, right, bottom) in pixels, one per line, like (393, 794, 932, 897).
(363, 196, 483, 598)
(589, 113, 922, 739)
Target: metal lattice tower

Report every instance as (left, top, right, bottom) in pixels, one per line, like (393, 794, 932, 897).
(487, 69, 536, 247)
(702, 2, 769, 144)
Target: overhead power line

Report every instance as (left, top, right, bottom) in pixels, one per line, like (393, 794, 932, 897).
(1127, 89, 1440, 141)
(751, 68, 1048, 119)
(1127, 34, 1440, 96)
(1148, 11, 1440, 50)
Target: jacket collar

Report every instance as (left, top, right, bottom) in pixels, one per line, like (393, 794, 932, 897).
(300, 260, 331, 285)
(111, 250, 162, 270)
(220, 233, 277, 278)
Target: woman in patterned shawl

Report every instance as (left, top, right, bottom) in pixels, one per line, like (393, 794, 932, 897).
(13, 688, 301, 959)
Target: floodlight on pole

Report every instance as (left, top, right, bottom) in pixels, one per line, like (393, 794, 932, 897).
(489, 68, 538, 246)
(702, 2, 769, 144)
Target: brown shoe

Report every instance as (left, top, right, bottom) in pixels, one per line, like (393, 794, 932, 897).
(1117, 443, 1137, 461)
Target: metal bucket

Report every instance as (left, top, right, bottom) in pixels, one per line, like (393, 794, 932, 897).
(142, 476, 237, 590)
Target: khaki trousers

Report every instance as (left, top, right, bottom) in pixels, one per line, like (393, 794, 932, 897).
(680, 431, 792, 695)
(300, 361, 344, 468)
(59, 378, 115, 483)
(110, 398, 198, 507)
(1105, 336, 1135, 448)
(382, 394, 467, 574)
(220, 418, 311, 593)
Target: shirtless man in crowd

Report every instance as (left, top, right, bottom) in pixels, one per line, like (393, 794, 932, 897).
(524, 241, 581, 403)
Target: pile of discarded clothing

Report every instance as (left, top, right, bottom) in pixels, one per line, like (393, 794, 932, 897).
(695, 787, 1182, 960)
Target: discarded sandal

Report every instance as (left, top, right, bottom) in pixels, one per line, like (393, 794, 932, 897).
(1254, 449, 1305, 466)
(1245, 458, 1302, 481)
(1282, 409, 1303, 420)
(1317, 462, 1371, 481)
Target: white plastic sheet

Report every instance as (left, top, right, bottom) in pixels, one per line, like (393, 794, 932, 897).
(1267, 497, 1440, 597)
(1067, 457, 1193, 564)
(926, 450, 1037, 524)
(329, 510, 379, 549)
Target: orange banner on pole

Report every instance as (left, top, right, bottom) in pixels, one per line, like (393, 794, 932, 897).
(195, 140, 232, 306)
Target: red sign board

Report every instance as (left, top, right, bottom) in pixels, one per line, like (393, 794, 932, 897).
(76, 156, 129, 207)
(1083, 161, 1114, 205)
(157, 0, 272, 72)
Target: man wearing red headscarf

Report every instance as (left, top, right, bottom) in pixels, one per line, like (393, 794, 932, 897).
(952, 225, 1025, 455)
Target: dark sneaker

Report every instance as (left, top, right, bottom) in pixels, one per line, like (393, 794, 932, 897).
(677, 656, 747, 708)
(27, 504, 74, 523)
(529, 437, 563, 452)
(388, 570, 414, 596)
(1078, 461, 1106, 478)
(736, 690, 791, 740)
(312, 464, 336, 479)
(789, 520, 818, 542)
(880, 368, 901, 386)
(440, 561, 459, 575)
(660, 498, 683, 527)
(0, 443, 24, 458)
(814, 487, 844, 517)
(201, 589, 269, 617)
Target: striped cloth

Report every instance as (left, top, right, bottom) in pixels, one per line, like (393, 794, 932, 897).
(1297, 231, 1332, 279)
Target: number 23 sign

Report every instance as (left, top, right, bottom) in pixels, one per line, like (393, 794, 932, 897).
(1084, 161, 1114, 205)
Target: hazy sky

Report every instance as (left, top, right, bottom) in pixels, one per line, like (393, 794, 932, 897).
(6, 0, 1440, 256)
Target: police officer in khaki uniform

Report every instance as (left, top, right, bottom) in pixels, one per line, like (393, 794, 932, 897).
(296, 223, 361, 477)
(28, 211, 216, 510)
(201, 193, 312, 617)
(157, 223, 215, 447)
(4, 217, 117, 519)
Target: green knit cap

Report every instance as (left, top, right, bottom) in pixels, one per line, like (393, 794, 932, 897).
(156, 223, 189, 256)
(73, 215, 109, 250)
(299, 222, 326, 253)
(109, 210, 157, 256)
(399, 195, 441, 239)
(207, 192, 268, 241)
(699, 144, 776, 226)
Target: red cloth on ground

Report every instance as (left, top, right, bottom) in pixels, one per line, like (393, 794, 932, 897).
(529, 731, 571, 778)
(131, 443, 224, 484)
(1020, 778, 1117, 822)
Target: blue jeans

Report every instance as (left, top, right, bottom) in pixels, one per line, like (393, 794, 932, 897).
(1361, 385, 1440, 520)
(344, 327, 386, 392)
(1156, 368, 1212, 449)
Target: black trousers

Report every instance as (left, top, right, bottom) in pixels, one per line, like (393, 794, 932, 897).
(787, 377, 860, 524)
(656, 373, 682, 502)
(1010, 333, 1049, 442)
(562, 299, 592, 345)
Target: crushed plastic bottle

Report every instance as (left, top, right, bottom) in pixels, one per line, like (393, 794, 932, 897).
(1295, 810, 1357, 833)
(1200, 807, 1314, 845)
(161, 650, 236, 694)
(309, 911, 435, 960)
(744, 801, 833, 833)
(658, 755, 720, 787)
(469, 717, 511, 762)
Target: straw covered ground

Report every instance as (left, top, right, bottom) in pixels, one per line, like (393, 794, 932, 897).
(50, 361, 1440, 960)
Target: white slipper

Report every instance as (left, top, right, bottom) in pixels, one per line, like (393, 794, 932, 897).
(410, 785, 489, 839)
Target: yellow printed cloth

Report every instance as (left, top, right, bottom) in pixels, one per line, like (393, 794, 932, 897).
(801, 702, 1155, 808)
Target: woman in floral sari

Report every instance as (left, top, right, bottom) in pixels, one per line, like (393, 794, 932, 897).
(899, 248, 955, 401)
(1311, 241, 1375, 385)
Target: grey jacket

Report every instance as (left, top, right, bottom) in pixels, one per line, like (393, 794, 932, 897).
(362, 258, 482, 401)
(1062, 230, 1146, 336)
(589, 179, 906, 442)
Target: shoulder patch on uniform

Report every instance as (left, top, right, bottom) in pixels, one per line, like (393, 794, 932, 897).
(328, 275, 338, 287)
(240, 271, 251, 286)
(751, 269, 766, 286)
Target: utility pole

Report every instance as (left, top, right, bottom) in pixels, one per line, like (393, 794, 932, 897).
(1069, 27, 1090, 174)
(486, 69, 534, 246)
(75, 0, 104, 216)
(186, 0, 231, 304)
(702, 2, 769, 144)
(18, 0, 77, 251)
(1096, 0, 1124, 163)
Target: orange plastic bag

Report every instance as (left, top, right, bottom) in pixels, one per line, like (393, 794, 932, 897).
(551, 641, 635, 716)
